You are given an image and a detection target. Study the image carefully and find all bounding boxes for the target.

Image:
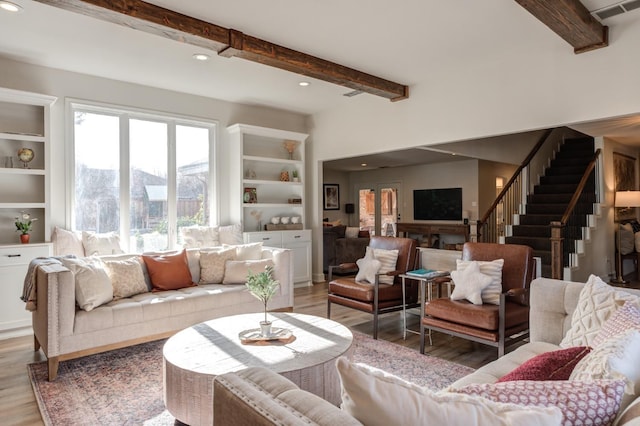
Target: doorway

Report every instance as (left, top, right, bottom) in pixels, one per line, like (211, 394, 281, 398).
(356, 183, 400, 236)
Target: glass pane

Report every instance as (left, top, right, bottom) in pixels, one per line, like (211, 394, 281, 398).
(176, 125, 210, 246)
(130, 119, 168, 253)
(359, 188, 375, 236)
(381, 187, 398, 236)
(74, 112, 120, 233)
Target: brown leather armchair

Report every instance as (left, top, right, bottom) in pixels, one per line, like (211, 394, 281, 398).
(420, 242, 534, 357)
(327, 236, 417, 339)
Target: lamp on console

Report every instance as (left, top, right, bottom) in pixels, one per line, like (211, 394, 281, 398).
(612, 190, 640, 284)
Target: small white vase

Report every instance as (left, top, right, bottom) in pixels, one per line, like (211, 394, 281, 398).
(260, 321, 272, 337)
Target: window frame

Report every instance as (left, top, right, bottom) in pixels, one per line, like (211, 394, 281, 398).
(65, 99, 219, 251)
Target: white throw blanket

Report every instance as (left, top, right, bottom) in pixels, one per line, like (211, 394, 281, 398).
(21, 257, 66, 311)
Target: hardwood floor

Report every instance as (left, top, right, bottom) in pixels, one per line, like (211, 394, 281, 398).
(0, 281, 499, 426)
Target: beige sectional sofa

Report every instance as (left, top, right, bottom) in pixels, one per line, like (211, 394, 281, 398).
(213, 277, 640, 426)
(31, 246, 293, 380)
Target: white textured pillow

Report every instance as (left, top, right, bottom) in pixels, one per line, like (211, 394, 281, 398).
(450, 261, 494, 305)
(355, 248, 381, 284)
(570, 329, 640, 395)
(335, 357, 563, 426)
(456, 258, 504, 305)
(200, 247, 236, 284)
(560, 274, 640, 348)
(345, 227, 359, 238)
(181, 225, 220, 248)
(102, 257, 148, 300)
(218, 223, 243, 245)
(61, 257, 113, 311)
(371, 247, 399, 285)
(454, 379, 625, 426)
(52, 226, 85, 257)
(82, 231, 124, 256)
(223, 259, 274, 284)
(225, 242, 263, 261)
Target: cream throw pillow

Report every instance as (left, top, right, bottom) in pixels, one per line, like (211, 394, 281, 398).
(52, 226, 85, 257)
(218, 223, 243, 245)
(82, 231, 124, 256)
(355, 248, 381, 284)
(61, 257, 113, 311)
(560, 274, 640, 348)
(200, 247, 236, 284)
(224, 242, 263, 261)
(335, 357, 563, 426)
(102, 258, 148, 300)
(620, 223, 635, 255)
(455, 258, 504, 305)
(371, 247, 399, 285)
(450, 261, 494, 305)
(181, 225, 220, 248)
(223, 259, 274, 284)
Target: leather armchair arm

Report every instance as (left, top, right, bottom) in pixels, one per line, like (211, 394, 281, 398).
(505, 288, 528, 297)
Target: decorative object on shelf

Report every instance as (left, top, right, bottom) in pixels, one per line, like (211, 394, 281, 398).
(250, 210, 263, 231)
(288, 198, 302, 204)
(292, 169, 299, 182)
(17, 147, 34, 168)
(271, 216, 280, 225)
(243, 187, 257, 203)
(283, 140, 299, 160)
(14, 211, 37, 244)
(323, 183, 340, 210)
(291, 216, 300, 224)
(280, 170, 290, 182)
(245, 168, 256, 179)
(281, 217, 290, 224)
(4, 156, 13, 168)
(245, 265, 280, 337)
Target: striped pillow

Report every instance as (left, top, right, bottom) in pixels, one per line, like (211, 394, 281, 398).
(371, 247, 399, 284)
(455, 259, 504, 305)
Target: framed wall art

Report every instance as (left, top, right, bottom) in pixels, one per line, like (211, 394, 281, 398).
(323, 184, 340, 210)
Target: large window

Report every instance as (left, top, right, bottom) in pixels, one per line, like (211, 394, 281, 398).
(70, 102, 216, 252)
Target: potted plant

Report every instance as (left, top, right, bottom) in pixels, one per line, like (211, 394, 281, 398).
(245, 265, 280, 336)
(292, 169, 300, 182)
(14, 211, 37, 244)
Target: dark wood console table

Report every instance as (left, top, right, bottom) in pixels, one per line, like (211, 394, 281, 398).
(396, 222, 470, 247)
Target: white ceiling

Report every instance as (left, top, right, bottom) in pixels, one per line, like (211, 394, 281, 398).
(1, 0, 640, 170)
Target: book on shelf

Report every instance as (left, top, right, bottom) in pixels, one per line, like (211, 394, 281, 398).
(405, 269, 448, 279)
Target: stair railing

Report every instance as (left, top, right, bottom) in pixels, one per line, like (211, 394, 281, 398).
(550, 149, 602, 279)
(477, 129, 553, 243)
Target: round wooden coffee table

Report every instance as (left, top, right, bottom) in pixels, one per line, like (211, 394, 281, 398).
(163, 312, 353, 426)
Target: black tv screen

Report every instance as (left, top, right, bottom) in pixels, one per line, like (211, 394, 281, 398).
(413, 188, 462, 221)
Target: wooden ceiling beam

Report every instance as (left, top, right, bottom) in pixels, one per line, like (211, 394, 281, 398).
(33, 0, 409, 101)
(515, 0, 608, 54)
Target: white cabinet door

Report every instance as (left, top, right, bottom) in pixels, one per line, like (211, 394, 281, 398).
(0, 243, 52, 338)
(283, 241, 312, 286)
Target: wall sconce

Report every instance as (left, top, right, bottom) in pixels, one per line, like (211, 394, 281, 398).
(612, 190, 640, 284)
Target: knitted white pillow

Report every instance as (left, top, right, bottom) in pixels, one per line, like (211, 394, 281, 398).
(355, 248, 381, 284)
(371, 247, 399, 285)
(450, 261, 493, 305)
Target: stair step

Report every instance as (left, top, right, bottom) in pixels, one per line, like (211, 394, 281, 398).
(519, 214, 562, 225)
(540, 174, 587, 185)
(533, 183, 594, 195)
(533, 249, 551, 265)
(511, 225, 551, 238)
(550, 157, 593, 168)
(527, 193, 596, 204)
(505, 236, 551, 251)
(526, 202, 594, 215)
(544, 165, 595, 176)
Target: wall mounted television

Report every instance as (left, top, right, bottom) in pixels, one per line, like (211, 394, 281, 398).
(413, 188, 462, 221)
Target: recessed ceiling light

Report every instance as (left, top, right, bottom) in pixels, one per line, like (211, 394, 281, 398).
(0, 1, 23, 12)
(360, 163, 368, 167)
(192, 53, 210, 61)
(299, 81, 310, 87)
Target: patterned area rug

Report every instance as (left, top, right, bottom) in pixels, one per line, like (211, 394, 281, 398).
(28, 331, 474, 425)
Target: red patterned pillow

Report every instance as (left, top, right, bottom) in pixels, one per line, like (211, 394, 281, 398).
(592, 301, 640, 348)
(454, 379, 626, 426)
(497, 346, 591, 382)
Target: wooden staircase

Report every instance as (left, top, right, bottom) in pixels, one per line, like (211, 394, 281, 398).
(505, 137, 597, 278)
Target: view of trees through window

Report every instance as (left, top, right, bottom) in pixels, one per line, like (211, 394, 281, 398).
(73, 105, 215, 252)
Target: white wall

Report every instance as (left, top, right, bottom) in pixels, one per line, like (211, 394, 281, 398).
(0, 57, 307, 230)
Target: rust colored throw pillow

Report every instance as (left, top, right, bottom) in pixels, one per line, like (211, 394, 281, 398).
(497, 346, 592, 382)
(142, 249, 195, 291)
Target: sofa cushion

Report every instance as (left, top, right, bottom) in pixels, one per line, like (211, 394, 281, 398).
(425, 298, 528, 332)
(355, 248, 381, 284)
(181, 225, 220, 248)
(142, 249, 195, 291)
(560, 275, 640, 348)
(450, 261, 494, 305)
(454, 379, 625, 426)
(223, 259, 274, 284)
(61, 257, 113, 311)
(497, 346, 591, 382)
(225, 242, 263, 261)
(455, 258, 504, 305)
(82, 231, 124, 256)
(52, 226, 85, 257)
(102, 257, 148, 300)
(335, 357, 563, 426)
(345, 226, 359, 238)
(199, 247, 236, 284)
